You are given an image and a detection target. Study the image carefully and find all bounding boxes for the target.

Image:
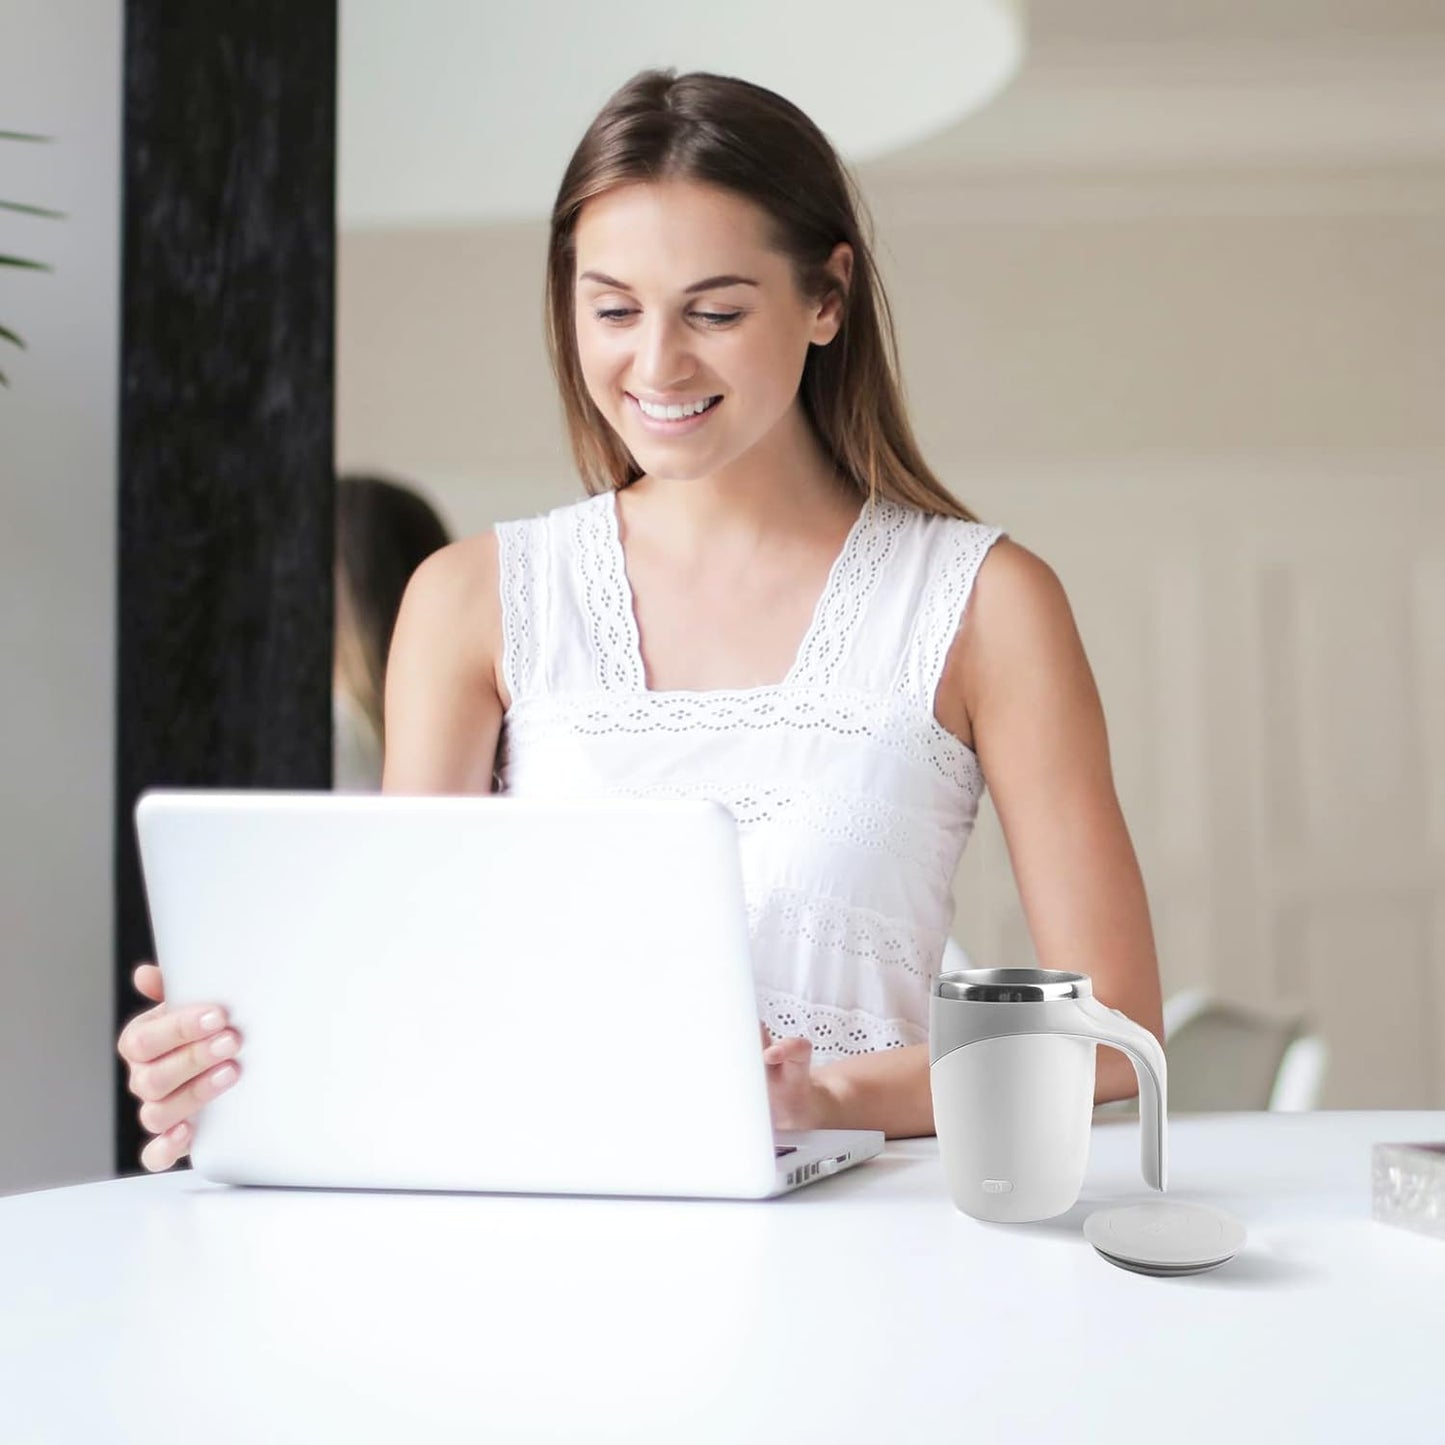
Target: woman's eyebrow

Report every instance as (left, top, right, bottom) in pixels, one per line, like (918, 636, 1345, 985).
(577, 270, 760, 294)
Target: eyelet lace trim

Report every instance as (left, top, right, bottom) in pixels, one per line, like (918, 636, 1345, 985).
(578, 776, 960, 876)
(748, 886, 947, 984)
(788, 498, 909, 688)
(572, 496, 646, 693)
(899, 523, 1006, 702)
(504, 688, 983, 795)
(496, 518, 542, 701)
(758, 987, 926, 1059)
(577, 491, 913, 698)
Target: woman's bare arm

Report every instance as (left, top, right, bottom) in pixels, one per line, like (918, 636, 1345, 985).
(952, 539, 1165, 1100)
(381, 531, 507, 796)
(814, 537, 1165, 1135)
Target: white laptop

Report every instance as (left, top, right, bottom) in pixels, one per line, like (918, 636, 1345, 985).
(134, 790, 884, 1199)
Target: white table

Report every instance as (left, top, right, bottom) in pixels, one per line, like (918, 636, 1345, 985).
(2, 1111, 1442, 1443)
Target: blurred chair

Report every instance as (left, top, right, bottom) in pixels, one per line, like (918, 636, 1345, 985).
(941, 937, 973, 972)
(1162, 989, 1328, 1113)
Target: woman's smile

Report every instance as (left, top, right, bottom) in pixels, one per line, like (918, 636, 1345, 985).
(625, 390, 724, 436)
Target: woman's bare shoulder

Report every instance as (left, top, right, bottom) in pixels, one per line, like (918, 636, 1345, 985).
(411, 529, 500, 600)
(935, 536, 1080, 748)
(391, 529, 505, 701)
(968, 535, 1068, 623)
(383, 530, 508, 793)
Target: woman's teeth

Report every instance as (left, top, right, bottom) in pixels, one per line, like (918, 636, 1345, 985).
(635, 395, 718, 420)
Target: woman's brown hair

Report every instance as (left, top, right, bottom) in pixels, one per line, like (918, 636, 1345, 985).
(545, 68, 977, 521)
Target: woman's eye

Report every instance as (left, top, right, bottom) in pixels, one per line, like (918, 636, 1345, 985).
(590, 308, 743, 327)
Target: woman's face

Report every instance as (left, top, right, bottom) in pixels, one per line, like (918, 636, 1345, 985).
(572, 179, 848, 483)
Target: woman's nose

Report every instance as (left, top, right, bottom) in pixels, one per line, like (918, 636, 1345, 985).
(632, 314, 695, 391)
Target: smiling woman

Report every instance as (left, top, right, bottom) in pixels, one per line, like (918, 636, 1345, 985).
(379, 70, 1163, 1137)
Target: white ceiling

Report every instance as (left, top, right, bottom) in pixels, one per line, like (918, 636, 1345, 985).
(881, 0, 1445, 177)
(338, 0, 1023, 229)
(338, 0, 1445, 231)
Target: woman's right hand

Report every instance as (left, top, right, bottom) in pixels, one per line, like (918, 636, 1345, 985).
(117, 962, 243, 1172)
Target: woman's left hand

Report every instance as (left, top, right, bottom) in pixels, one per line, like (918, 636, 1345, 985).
(760, 1024, 837, 1131)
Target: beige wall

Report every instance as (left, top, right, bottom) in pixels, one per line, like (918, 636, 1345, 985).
(336, 162, 1445, 1107)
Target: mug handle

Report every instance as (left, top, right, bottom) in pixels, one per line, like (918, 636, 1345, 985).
(1070, 995, 1169, 1192)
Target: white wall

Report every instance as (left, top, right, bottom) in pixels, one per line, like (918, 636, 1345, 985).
(0, 0, 122, 1194)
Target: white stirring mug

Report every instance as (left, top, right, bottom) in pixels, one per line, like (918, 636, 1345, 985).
(929, 968, 1168, 1223)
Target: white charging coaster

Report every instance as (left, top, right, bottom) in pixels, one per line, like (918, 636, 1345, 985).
(1083, 1200, 1247, 1277)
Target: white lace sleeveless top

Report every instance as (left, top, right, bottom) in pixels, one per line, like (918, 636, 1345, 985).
(493, 490, 1006, 1066)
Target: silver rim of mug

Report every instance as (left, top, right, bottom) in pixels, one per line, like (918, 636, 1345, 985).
(933, 968, 1093, 1003)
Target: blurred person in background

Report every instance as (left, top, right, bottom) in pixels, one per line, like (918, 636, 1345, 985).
(333, 474, 452, 790)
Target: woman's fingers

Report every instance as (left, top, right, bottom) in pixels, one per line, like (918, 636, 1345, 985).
(118, 999, 229, 1067)
(118, 965, 240, 1172)
(134, 1055, 241, 1138)
(761, 1018, 815, 1065)
(132, 961, 165, 1004)
(139, 1120, 192, 1173)
(761, 1033, 821, 1131)
(129, 1027, 242, 1109)
(763, 1035, 811, 1066)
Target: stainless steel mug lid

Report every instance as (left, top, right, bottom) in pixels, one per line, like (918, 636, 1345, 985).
(933, 967, 1093, 1002)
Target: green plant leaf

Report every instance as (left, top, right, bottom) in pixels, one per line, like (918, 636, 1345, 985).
(0, 200, 66, 219)
(2, 130, 59, 388)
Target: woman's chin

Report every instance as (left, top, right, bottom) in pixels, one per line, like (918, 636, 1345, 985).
(627, 448, 726, 484)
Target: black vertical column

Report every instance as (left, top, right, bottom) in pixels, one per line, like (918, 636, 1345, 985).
(115, 4, 337, 1174)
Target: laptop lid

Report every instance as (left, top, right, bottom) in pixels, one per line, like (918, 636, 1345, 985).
(134, 790, 787, 1198)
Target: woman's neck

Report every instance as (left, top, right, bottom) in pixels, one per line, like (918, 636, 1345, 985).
(622, 402, 858, 554)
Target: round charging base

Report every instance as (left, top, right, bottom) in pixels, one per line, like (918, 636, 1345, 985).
(1083, 1200, 1247, 1276)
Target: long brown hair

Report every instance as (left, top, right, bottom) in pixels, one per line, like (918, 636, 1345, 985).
(545, 69, 977, 521)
